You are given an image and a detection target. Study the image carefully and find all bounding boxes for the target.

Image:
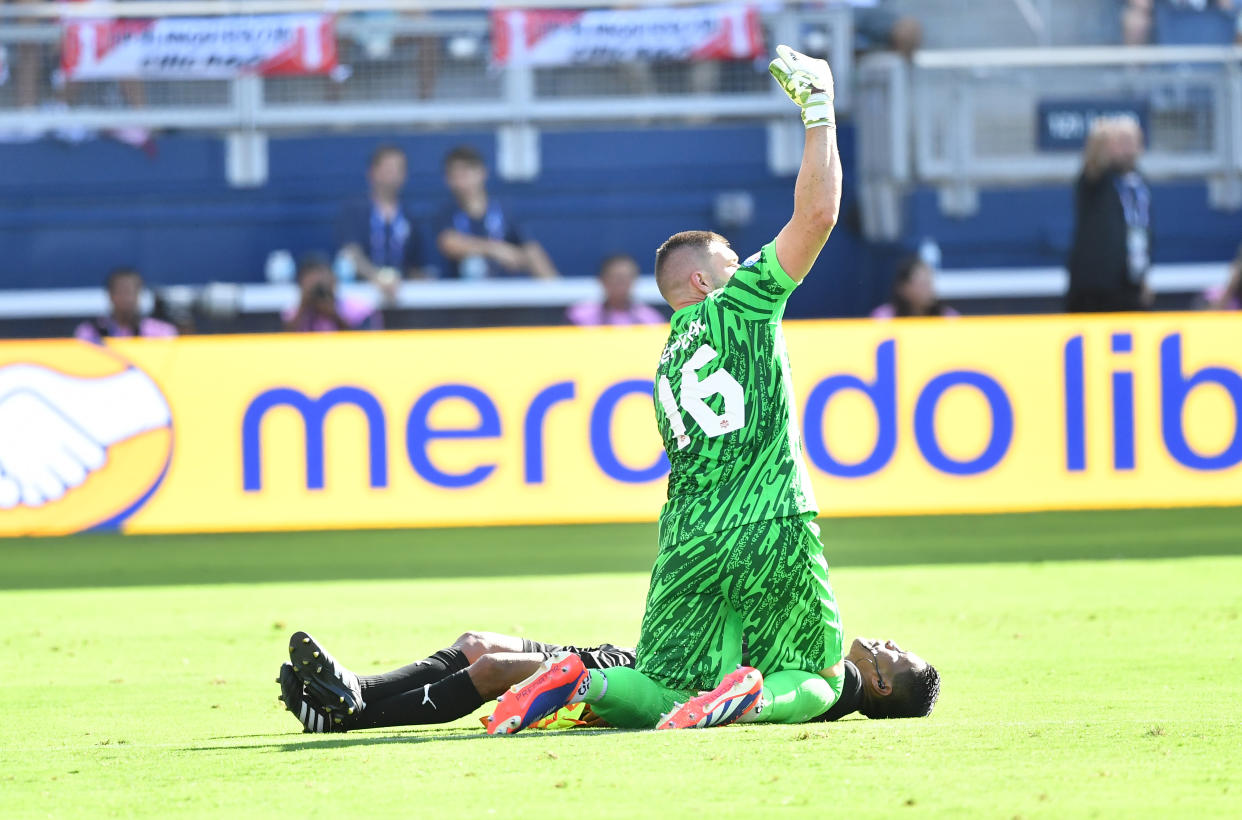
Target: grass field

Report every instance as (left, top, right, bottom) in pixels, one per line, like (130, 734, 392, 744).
(3, 507, 1241, 818)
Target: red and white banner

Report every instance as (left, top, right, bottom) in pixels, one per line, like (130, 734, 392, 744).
(61, 15, 336, 80)
(492, 5, 764, 67)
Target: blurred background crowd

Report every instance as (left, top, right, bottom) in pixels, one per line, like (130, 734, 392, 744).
(0, 0, 1239, 339)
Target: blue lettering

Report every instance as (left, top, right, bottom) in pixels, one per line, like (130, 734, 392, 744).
(1111, 333, 1135, 471)
(405, 384, 501, 488)
(523, 381, 576, 484)
(1160, 334, 1242, 470)
(914, 372, 1013, 476)
(241, 386, 387, 492)
(804, 339, 897, 478)
(1064, 336, 1086, 472)
(590, 380, 668, 483)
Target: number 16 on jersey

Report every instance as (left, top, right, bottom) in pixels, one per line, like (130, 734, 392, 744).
(657, 344, 747, 450)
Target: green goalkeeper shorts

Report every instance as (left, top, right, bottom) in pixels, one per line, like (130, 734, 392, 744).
(634, 514, 843, 693)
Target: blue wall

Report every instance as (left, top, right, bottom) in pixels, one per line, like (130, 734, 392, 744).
(905, 183, 1241, 271)
(0, 125, 872, 317)
(2, 124, 1236, 318)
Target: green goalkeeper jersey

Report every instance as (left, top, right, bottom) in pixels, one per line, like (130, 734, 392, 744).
(653, 241, 818, 544)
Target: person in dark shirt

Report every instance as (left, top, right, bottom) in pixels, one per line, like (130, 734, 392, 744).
(275, 630, 938, 732)
(1066, 117, 1153, 313)
(434, 145, 560, 280)
(336, 145, 428, 300)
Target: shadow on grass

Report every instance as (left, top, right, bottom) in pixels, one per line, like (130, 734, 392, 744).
(190, 725, 636, 753)
(3, 506, 1241, 590)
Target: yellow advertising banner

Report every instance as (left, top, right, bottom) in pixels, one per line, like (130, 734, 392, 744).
(1, 313, 1239, 537)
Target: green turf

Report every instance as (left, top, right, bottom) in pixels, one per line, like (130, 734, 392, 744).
(5, 506, 1242, 589)
(2, 509, 1241, 817)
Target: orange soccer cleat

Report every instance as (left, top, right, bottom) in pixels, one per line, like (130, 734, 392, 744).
(656, 666, 764, 730)
(486, 650, 588, 736)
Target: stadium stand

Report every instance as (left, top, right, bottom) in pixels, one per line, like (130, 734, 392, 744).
(0, 0, 1240, 336)
(889, 0, 1120, 48)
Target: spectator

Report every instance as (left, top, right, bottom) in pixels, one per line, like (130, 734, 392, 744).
(6, 0, 40, 111)
(567, 253, 666, 326)
(1199, 243, 1242, 310)
(1066, 116, 1153, 313)
(1124, 0, 1240, 45)
(74, 268, 177, 343)
(336, 145, 428, 300)
(836, 1, 922, 58)
(1122, 0, 1154, 44)
(435, 145, 560, 280)
(871, 255, 958, 318)
(282, 253, 383, 332)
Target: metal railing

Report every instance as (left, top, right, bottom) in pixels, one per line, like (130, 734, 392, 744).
(857, 45, 1242, 239)
(0, 1, 854, 185)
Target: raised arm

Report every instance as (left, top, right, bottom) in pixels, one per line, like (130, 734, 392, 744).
(774, 121, 840, 283)
(768, 45, 842, 283)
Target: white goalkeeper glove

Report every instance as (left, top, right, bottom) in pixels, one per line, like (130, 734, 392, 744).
(769, 44, 835, 129)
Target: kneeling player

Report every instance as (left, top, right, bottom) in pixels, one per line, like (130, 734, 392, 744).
(277, 632, 939, 733)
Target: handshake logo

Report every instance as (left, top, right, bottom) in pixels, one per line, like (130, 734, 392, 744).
(0, 353, 172, 535)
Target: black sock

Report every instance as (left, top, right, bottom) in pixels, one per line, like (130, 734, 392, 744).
(358, 648, 469, 701)
(345, 668, 485, 729)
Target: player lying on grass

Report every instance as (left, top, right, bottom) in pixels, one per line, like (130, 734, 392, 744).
(487, 45, 855, 735)
(277, 630, 939, 733)
(277, 630, 629, 733)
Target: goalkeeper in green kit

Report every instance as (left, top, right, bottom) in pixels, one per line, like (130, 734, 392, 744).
(490, 46, 861, 734)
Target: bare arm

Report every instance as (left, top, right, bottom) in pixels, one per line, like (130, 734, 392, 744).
(773, 124, 841, 283)
(341, 243, 401, 300)
(439, 229, 545, 275)
(1083, 119, 1115, 181)
(341, 242, 380, 283)
(768, 45, 841, 283)
(522, 240, 561, 279)
(438, 229, 494, 261)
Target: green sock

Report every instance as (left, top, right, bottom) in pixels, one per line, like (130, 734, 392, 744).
(742, 670, 843, 724)
(586, 667, 689, 729)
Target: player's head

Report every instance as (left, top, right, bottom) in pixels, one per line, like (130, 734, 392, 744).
(443, 144, 488, 200)
(368, 145, 407, 198)
(654, 230, 736, 308)
(847, 637, 940, 720)
(598, 253, 640, 306)
(105, 267, 143, 321)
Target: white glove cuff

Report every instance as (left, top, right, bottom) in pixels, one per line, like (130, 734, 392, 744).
(801, 94, 836, 129)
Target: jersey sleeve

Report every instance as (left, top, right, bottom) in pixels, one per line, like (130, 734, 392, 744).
(716, 241, 799, 321)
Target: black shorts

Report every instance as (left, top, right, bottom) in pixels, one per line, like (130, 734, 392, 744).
(520, 639, 635, 671)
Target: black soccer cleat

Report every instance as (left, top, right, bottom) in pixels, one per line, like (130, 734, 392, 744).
(277, 663, 345, 734)
(287, 631, 365, 716)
